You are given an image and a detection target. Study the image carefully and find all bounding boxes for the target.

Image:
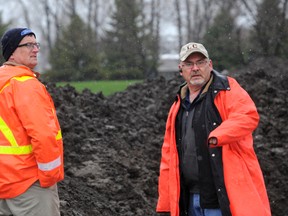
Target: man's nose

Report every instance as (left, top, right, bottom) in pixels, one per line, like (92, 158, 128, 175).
(190, 63, 200, 70)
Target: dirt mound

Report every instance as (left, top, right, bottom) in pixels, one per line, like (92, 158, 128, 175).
(46, 57, 288, 216)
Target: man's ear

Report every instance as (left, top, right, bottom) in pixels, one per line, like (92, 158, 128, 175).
(178, 64, 183, 74)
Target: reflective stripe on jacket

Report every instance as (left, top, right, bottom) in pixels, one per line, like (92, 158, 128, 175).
(156, 71, 271, 216)
(0, 64, 64, 198)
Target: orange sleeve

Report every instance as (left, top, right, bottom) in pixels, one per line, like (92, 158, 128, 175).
(209, 77, 259, 146)
(157, 100, 181, 213)
(13, 77, 64, 187)
(156, 109, 173, 212)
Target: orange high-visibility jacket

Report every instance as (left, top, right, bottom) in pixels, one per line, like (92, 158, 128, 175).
(156, 74, 271, 216)
(0, 64, 64, 198)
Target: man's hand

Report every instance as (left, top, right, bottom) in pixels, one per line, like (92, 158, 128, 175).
(208, 137, 218, 145)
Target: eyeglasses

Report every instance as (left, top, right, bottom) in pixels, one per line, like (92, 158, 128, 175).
(182, 59, 208, 69)
(17, 42, 40, 50)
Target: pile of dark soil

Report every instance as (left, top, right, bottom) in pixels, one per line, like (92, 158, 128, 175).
(46, 57, 288, 216)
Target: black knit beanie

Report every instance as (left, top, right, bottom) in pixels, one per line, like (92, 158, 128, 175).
(1, 28, 35, 61)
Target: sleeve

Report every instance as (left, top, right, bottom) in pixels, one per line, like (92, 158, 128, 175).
(156, 102, 179, 213)
(156, 130, 171, 212)
(13, 77, 64, 187)
(209, 77, 259, 146)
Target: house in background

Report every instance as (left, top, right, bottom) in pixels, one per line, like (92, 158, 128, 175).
(158, 54, 179, 80)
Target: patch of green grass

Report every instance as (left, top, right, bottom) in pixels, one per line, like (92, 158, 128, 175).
(57, 80, 142, 96)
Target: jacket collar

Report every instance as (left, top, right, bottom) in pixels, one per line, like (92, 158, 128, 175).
(2, 61, 40, 78)
(177, 69, 230, 100)
(211, 70, 230, 91)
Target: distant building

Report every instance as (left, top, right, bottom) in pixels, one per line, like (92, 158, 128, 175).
(158, 54, 179, 80)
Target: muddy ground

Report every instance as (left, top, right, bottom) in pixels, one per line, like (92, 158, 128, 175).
(46, 57, 288, 216)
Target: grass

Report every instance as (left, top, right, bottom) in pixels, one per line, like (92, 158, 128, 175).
(57, 80, 142, 96)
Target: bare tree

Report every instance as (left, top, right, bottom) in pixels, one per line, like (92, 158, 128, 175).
(36, 0, 63, 50)
(185, 0, 192, 41)
(151, 0, 160, 42)
(40, 0, 52, 50)
(274, 0, 288, 55)
(183, 0, 221, 43)
(66, 0, 77, 16)
(238, 0, 258, 21)
(18, 0, 31, 27)
(174, 0, 183, 48)
(240, 0, 288, 56)
(149, 0, 161, 77)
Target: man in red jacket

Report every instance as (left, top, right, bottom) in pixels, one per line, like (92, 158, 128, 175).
(0, 28, 64, 216)
(156, 42, 271, 216)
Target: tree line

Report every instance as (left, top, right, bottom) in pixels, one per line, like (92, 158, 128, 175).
(0, 0, 287, 82)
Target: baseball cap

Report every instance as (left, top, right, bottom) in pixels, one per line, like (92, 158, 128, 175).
(1, 28, 36, 61)
(179, 42, 209, 61)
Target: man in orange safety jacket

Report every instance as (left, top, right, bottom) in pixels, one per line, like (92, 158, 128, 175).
(0, 28, 64, 216)
(156, 42, 271, 216)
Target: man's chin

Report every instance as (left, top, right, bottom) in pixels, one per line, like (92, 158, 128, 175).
(29, 62, 38, 69)
(189, 79, 204, 86)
